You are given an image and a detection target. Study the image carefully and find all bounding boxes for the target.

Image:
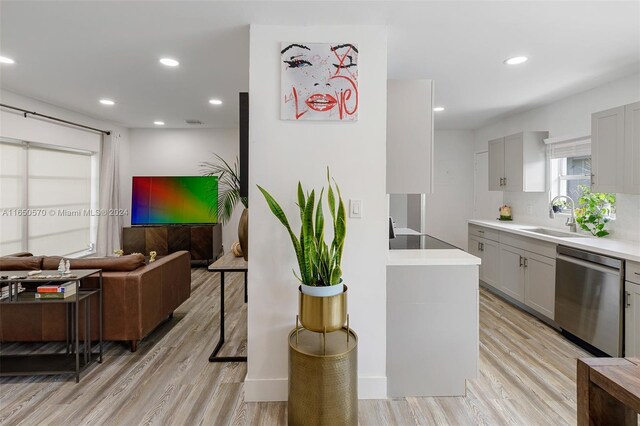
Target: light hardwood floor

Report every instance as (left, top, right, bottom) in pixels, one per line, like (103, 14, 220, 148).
(1, 269, 592, 425)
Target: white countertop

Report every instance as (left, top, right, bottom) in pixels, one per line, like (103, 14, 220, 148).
(387, 249, 481, 266)
(393, 227, 422, 236)
(469, 219, 640, 263)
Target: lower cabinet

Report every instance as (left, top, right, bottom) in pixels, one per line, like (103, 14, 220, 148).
(498, 244, 556, 319)
(499, 245, 526, 302)
(524, 252, 556, 319)
(468, 225, 557, 321)
(469, 236, 500, 289)
(626, 281, 640, 357)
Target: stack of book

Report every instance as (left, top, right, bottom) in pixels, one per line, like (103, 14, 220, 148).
(1, 284, 25, 300)
(35, 281, 77, 299)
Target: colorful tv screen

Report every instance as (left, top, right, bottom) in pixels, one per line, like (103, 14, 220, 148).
(131, 176, 218, 225)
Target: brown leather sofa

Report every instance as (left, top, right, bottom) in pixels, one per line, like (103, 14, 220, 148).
(0, 251, 191, 352)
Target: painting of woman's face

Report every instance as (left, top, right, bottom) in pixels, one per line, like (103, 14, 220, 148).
(281, 42, 358, 121)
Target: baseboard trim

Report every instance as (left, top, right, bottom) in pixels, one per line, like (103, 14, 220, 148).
(358, 376, 387, 399)
(243, 376, 388, 402)
(244, 377, 288, 402)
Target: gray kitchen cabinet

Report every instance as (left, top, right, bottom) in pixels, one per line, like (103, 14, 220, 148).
(469, 235, 500, 290)
(499, 244, 526, 302)
(481, 238, 500, 289)
(524, 252, 556, 320)
(488, 137, 505, 191)
(591, 101, 640, 194)
(624, 101, 640, 194)
(387, 79, 434, 194)
(487, 132, 548, 192)
(626, 260, 640, 357)
(626, 281, 640, 357)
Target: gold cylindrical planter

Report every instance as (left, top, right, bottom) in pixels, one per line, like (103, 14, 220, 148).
(298, 286, 347, 333)
(288, 327, 358, 426)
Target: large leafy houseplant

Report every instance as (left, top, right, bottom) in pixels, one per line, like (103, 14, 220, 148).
(257, 169, 346, 287)
(575, 184, 616, 237)
(200, 154, 248, 224)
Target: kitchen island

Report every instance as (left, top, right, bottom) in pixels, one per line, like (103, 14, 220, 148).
(387, 235, 481, 397)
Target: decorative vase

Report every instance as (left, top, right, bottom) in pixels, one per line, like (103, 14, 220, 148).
(238, 207, 248, 261)
(299, 283, 347, 333)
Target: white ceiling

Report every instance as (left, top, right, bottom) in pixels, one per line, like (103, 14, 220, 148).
(1, 1, 638, 130)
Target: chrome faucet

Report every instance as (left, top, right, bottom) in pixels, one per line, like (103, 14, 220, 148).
(549, 195, 577, 232)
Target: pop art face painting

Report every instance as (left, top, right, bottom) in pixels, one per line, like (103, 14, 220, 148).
(281, 42, 358, 121)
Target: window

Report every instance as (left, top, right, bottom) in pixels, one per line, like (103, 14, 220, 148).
(547, 137, 615, 218)
(550, 155, 592, 205)
(0, 138, 98, 256)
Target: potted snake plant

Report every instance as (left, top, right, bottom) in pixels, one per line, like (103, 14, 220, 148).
(258, 168, 347, 332)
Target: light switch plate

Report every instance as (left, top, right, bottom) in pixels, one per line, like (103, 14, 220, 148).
(349, 199, 362, 219)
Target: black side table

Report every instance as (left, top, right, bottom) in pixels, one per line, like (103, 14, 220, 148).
(207, 252, 247, 362)
(0, 269, 103, 383)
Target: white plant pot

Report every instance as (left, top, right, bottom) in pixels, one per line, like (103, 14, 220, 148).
(300, 281, 344, 297)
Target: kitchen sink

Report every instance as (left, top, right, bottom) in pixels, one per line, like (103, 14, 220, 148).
(522, 228, 587, 238)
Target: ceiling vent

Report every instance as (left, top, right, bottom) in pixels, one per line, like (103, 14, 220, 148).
(185, 119, 204, 125)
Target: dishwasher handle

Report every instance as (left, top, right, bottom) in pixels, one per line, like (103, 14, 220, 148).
(557, 253, 622, 275)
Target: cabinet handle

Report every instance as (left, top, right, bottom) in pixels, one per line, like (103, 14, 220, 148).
(478, 242, 481, 251)
(590, 174, 595, 185)
(627, 291, 632, 308)
(519, 256, 523, 267)
(478, 230, 484, 233)
(634, 272, 640, 276)
(524, 258, 528, 268)
(480, 242, 484, 251)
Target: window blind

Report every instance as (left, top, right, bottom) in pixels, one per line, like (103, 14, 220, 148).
(27, 146, 93, 255)
(545, 135, 592, 160)
(0, 139, 95, 256)
(0, 142, 25, 254)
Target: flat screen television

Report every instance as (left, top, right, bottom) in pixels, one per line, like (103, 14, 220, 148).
(131, 176, 218, 225)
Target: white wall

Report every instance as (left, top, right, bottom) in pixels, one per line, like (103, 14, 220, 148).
(424, 130, 475, 250)
(473, 73, 640, 242)
(126, 128, 241, 251)
(246, 25, 388, 401)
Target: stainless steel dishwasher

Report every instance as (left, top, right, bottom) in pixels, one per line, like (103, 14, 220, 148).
(555, 245, 624, 357)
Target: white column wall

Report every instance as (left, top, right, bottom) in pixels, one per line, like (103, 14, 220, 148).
(246, 25, 388, 401)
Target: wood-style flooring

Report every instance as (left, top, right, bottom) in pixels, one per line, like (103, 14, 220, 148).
(1, 269, 595, 425)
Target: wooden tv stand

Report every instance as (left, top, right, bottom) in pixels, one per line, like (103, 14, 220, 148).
(122, 225, 222, 264)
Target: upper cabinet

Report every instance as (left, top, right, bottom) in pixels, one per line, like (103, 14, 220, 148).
(387, 79, 434, 194)
(592, 101, 640, 194)
(488, 131, 548, 192)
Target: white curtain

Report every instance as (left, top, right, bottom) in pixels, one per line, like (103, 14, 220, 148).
(96, 132, 122, 255)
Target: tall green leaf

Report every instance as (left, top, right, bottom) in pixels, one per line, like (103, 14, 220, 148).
(257, 185, 306, 283)
(302, 190, 315, 284)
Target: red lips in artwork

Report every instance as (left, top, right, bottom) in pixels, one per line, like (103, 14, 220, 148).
(305, 94, 338, 112)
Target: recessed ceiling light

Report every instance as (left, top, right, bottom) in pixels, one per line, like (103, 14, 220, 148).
(159, 58, 179, 67)
(154, 121, 165, 126)
(504, 56, 528, 65)
(433, 106, 445, 112)
(209, 99, 223, 105)
(99, 99, 115, 106)
(0, 56, 15, 64)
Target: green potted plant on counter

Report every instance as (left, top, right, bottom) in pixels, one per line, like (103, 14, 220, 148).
(258, 168, 347, 332)
(575, 184, 616, 237)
